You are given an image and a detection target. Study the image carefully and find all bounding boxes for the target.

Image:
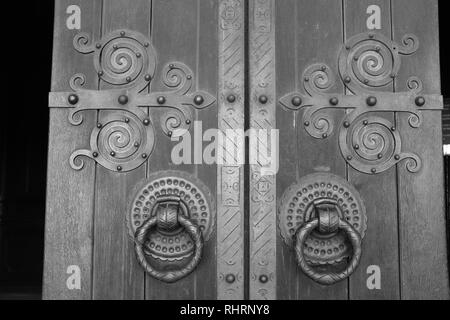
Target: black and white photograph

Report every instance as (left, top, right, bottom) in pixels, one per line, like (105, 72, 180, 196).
(1, 0, 449, 307)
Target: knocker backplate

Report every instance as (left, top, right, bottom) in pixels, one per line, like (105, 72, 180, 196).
(127, 171, 216, 262)
(278, 173, 367, 265)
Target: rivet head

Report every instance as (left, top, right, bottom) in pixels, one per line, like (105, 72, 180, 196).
(391, 126, 396, 132)
(96, 43, 102, 49)
(92, 152, 98, 158)
(363, 120, 369, 126)
(344, 76, 351, 83)
(98, 71, 104, 77)
(322, 133, 328, 139)
(321, 65, 327, 71)
(136, 52, 141, 58)
(186, 119, 191, 125)
(259, 95, 268, 104)
(364, 79, 370, 85)
(113, 44, 118, 50)
(142, 153, 147, 159)
(144, 42, 149, 47)
(225, 274, 236, 284)
(157, 96, 166, 105)
(354, 144, 360, 150)
(126, 76, 132, 83)
(110, 151, 116, 157)
(168, 131, 173, 137)
(304, 121, 310, 127)
(375, 46, 381, 52)
(143, 119, 150, 126)
(367, 96, 377, 106)
(145, 74, 151, 81)
(120, 31, 125, 36)
(97, 123, 103, 129)
(68, 94, 79, 105)
(118, 95, 128, 105)
(134, 142, 140, 148)
(227, 94, 236, 103)
(343, 121, 350, 128)
(194, 95, 204, 105)
(353, 55, 359, 61)
(394, 154, 401, 160)
(292, 96, 302, 107)
(378, 153, 383, 159)
(347, 155, 353, 161)
(259, 274, 269, 284)
(371, 168, 377, 174)
(330, 97, 339, 106)
(124, 118, 130, 123)
(415, 96, 426, 107)
(117, 166, 123, 171)
(369, 33, 375, 39)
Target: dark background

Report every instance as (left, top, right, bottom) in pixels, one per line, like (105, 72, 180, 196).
(0, 1, 448, 299)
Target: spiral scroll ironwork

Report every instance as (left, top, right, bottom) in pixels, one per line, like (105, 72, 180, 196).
(70, 110, 155, 172)
(338, 32, 419, 94)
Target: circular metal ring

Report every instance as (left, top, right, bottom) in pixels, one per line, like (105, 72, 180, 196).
(294, 217, 362, 285)
(134, 213, 203, 283)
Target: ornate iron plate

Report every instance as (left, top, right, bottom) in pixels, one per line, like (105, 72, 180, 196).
(278, 173, 367, 266)
(127, 171, 215, 262)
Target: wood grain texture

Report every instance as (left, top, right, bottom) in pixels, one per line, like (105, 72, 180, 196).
(92, 0, 151, 299)
(43, 0, 102, 300)
(393, 0, 449, 299)
(275, 0, 348, 300)
(344, 0, 400, 300)
(145, 0, 218, 300)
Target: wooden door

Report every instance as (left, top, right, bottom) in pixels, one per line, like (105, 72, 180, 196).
(45, 0, 448, 300)
(250, 0, 449, 300)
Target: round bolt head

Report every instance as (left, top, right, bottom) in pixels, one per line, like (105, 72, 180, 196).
(347, 155, 353, 161)
(363, 120, 369, 126)
(371, 168, 377, 174)
(145, 74, 152, 81)
(330, 97, 339, 106)
(142, 153, 147, 159)
(117, 166, 123, 171)
(96, 43, 102, 49)
(304, 121, 310, 127)
(259, 95, 268, 104)
(126, 76, 132, 83)
(118, 94, 128, 105)
(110, 151, 116, 157)
(113, 44, 118, 50)
(98, 71, 104, 76)
(394, 155, 401, 160)
(344, 76, 351, 83)
(136, 52, 141, 58)
(144, 42, 149, 47)
(134, 142, 140, 148)
(378, 153, 383, 159)
(168, 131, 173, 137)
(322, 133, 328, 139)
(225, 274, 236, 284)
(92, 152, 99, 158)
(227, 94, 236, 103)
(343, 121, 350, 128)
(292, 96, 302, 107)
(415, 96, 426, 107)
(354, 144, 360, 150)
(157, 96, 166, 105)
(367, 96, 377, 106)
(186, 119, 191, 125)
(97, 123, 102, 128)
(194, 95, 204, 105)
(143, 118, 150, 126)
(391, 126, 396, 132)
(68, 94, 79, 105)
(120, 31, 125, 36)
(259, 274, 269, 284)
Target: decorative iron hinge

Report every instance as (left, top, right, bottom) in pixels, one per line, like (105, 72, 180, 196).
(49, 30, 215, 172)
(279, 31, 443, 175)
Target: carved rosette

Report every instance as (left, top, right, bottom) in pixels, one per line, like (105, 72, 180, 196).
(279, 31, 442, 175)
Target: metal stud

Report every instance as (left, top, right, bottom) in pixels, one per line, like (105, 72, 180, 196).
(96, 43, 102, 49)
(347, 155, 353, 161)
(117, 166, 123, 171)
(415, 96, 426, 107)
(292, 96, 302, 107)
(125, 118, 130, 123)
(126, 76, 132, 83)
(343, 121, 350, 128)
(168, 131, 173, 137)
(118, 95, 128, 105)
(97, 123, 103, 129)
(157, 96, 166, 105)
(110, 151, 116, 157)
(259, 95, 268, 104)
(225, 274, 236, 284)
(394, 155, 401, 160)
(363, 120, 369, 126)
(304, 121, 310, 127)
(120, 31, 125, 37)
(344, 76, 351, 83)
(145, 74, 152, 81)
(142, 153, 148, 159)
(92, 152, 99, 158)
(259, 274, 269, 284)
(371, 168, 377, 174)
(134, 142, 140, 148)
(194, 95, 204, 106)
(143, 119, 150, 126)
(227, 94, 236, 103)
(330, 97, 339, 106)
(68, 94, 79, 105)
(378, 153, 383, 159)
(98, 71, 104, 77)
(366, 96, 377, 107)
(322, 133, 328, 139)
(354, 144, 360, 150)
(186, 119, 191, 125)
(136, 52, 141, 58)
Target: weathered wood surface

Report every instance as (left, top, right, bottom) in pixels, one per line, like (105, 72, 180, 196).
(44, 0, 102, 300)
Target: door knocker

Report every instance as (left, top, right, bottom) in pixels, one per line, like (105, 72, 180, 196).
(278, 173, 367, 285)
(128, 171, 216, 283)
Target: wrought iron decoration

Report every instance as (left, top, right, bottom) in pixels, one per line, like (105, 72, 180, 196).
(278, 173, 367, 285)
(128, 171, 216, 283)
(49, 29, 216, 172)
(279, 32, 443, 175)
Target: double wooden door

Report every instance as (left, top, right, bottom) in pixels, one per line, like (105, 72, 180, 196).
(45, 0, 449, 299)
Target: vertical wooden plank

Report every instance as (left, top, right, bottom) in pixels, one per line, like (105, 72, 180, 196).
(92, 0, 151, 299)
(276, 0, 348, 300)
(145, 0, 209, 300)
(44, 0, 101, 300)
(217, 0, 246, 300)
(249, 0, 277, 300)
(344, 0, 400, 300)
(393, 0, 449, 299)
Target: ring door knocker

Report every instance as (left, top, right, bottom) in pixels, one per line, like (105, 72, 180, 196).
(128, 171, 216, 283)
(278, 173, 367, 285)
